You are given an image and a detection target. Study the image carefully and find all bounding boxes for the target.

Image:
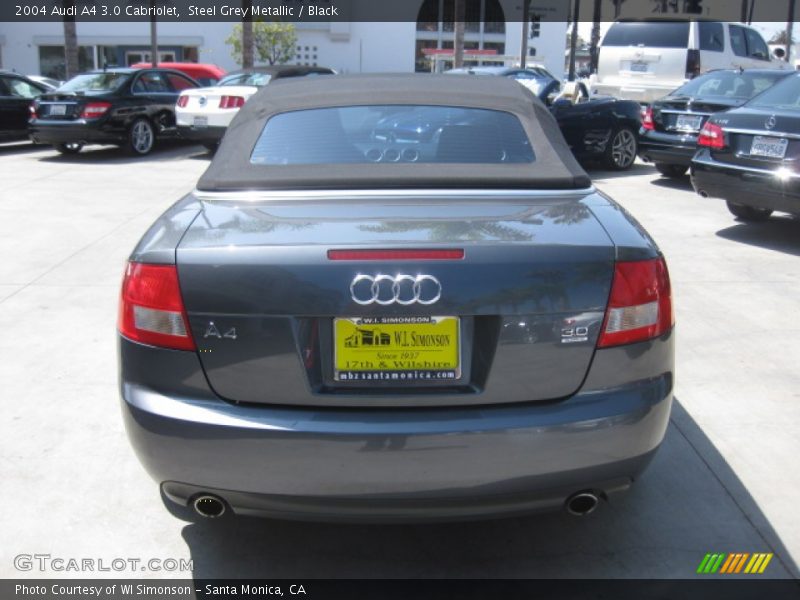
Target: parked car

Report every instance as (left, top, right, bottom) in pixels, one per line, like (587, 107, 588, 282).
(131, 62, 225, 87)
(0, 71, 47, 143)
(447, 67, 642, 169)
(29, 68, 201, 155)
(175, 65, 335, 151)
(640, 69, 794, 177)
(691, 72, 800, 221)
(592, 20, 790, 104)
(119, 74, 674, 522)
(447, 65, 561, 97)
(27, 75, 63, 90)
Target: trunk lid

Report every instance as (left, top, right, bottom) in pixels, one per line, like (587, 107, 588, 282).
(35, 92, 107, 120)
(181, 85, 258, 110)
(177, 193, 616, 408)
(653, 95, 740, 135)
(713, 108, 800, 171)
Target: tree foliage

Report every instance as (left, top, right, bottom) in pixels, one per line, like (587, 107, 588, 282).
(770, 30, 790, 45)
(227, 21, 297, 66)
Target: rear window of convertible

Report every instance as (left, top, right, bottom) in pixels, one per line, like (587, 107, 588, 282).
(249, 105, 535, 165)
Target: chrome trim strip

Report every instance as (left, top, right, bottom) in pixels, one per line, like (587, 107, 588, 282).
(193, 187, 597, 202)
(723, 127, 800, 140)
(692, 156, 800, 178)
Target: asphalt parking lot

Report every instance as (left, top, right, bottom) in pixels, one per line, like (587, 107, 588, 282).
(1, 140, 799, 580)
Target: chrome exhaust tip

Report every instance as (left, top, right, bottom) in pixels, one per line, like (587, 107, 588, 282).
(565, 491, 600, 517)
(192, 494, 226, 518)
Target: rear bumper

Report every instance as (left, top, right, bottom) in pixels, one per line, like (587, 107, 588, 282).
(638, 130, 698, 166)
(120, 331, 674, 521)
(591, 82, 680, 104)
(691, 153, 800, 215)
(29, 119, 125, 146)
(177, 124, 226, 145)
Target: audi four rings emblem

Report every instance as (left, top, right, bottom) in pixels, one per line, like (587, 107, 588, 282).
(350, 274, 442, 305)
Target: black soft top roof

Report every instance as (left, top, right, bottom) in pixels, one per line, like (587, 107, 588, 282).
(197, 74, 591, 192)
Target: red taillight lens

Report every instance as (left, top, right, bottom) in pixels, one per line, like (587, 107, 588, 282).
(697, 122, 726, 150)
(597, 257, 673, 348)
(642, 106, 655, 131)
(118, 262, 195, 351)
(219, 95, 245, 109)
(80, 101, 111, 119)
(29, 104, 38, 120)
(176, 95, 189, 108)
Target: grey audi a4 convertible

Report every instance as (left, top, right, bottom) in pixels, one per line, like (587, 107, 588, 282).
(119, 74, 674, 522)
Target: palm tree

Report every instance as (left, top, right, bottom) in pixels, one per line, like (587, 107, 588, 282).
(150, 9, 158, 68)
(242, 0, 254, 68)
(785, 0, 795, 63)
(567, 0, 580, 81)
(589, 0, 602, 74)
(62, 0, 79, 79)
(453, 0, 465, 69)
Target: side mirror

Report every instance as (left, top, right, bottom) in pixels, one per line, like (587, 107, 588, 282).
(773, 47, 786, 60)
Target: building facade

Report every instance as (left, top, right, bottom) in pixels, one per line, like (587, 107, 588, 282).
(0, 1, 567, 80)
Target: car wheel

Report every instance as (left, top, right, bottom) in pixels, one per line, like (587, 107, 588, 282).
(127, 118, 155, 155)
(726, 201, 773, 222)
(605, 127, 637, 170)
(655, 163, 688, 178)
(54, 142, 83, 155)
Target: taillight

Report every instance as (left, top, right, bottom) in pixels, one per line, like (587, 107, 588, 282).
(597, 257, 673, 348)
(219, 95, 245, 109)
(80, 101, 111, 119)
(29, 103, 38, 120)
(686, 49, 701, 79)
(642, 106, 655, 131)
(176, 95, 189, 108)
(697, 122, 726, 150)
(118, 262, 195, 351)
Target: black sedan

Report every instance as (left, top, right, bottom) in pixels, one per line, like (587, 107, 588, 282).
(640, 69, 794, 178)
(691, 72, 800, 221)
(0, 71, 47, 143)
(446, 67, 642, 169)
(29, 68, 200, 155)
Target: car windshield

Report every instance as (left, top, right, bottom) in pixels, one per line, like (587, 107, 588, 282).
(746, 74, 800, 110)
(511, 72, 554, 96)
(219, 72, 272, 87)
(602, 21, 690, 48)
(250, 105, 534, 165)
(671, 71, 789, 100)
(59, 72, 129, 92)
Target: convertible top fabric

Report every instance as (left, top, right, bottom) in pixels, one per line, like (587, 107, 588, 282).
(197, 74, 592, 191)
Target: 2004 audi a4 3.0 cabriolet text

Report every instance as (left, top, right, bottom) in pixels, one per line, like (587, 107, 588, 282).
(119, 74, 674, 522)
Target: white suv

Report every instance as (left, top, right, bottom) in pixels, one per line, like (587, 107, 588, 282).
(591, 20, 790, 103)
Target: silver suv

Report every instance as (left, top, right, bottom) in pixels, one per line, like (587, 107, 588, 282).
(591, 20, 789, 103)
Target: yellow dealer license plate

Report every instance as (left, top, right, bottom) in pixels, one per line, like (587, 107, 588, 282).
(334, 316, 460, 382)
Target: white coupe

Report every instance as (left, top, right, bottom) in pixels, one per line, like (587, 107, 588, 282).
(176, 65, 335, 151)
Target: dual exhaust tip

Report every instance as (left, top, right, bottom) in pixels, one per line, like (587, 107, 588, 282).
(191, 490, 600, 519)
(192, 494, 227, 519)
(564, 491, 600, 517)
